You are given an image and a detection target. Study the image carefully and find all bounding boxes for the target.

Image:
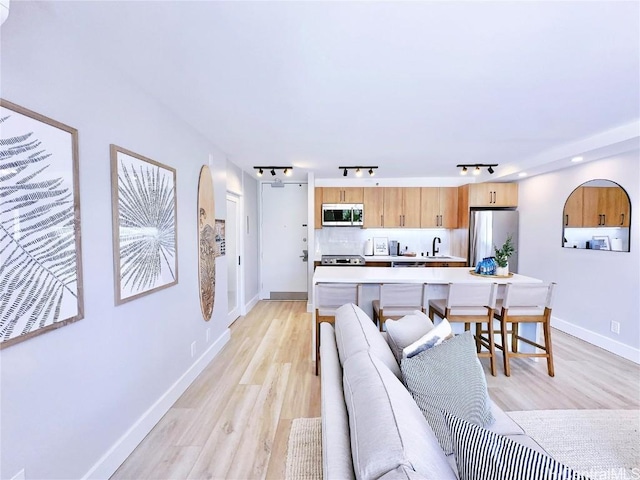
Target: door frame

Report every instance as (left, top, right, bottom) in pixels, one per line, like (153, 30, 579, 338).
(259, 180, 309, 300)
(226, 192, 244, 325)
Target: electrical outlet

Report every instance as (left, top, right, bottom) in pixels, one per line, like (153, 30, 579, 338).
(610, 321, 620, 334)
(11, 469, 25, 480)
(206, 328, 210, 343)
(190, 341, 196, 358)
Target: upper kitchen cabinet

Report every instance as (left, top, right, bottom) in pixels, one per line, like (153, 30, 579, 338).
(383, 187, 421, 228)
(319, 187, 364, 204)
(457, 183, 519, 228)
(562, 180, 631, 251)
(420, 187, 458, 228)
(563, 186, 583, 227)
(468, 182, 518, 207)
(582, 185, 630, 227)
(314, 187, 323, 229)
(363, 187, 384, 228)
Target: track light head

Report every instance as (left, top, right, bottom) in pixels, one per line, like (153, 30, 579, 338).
(355, 168, 362, 177)
(257, 168, 263, 177)
(473, 166, 481, 175)
(487, 166, 494, 174)
(284, 168, 292, 176)
(343, 168, 348, 177)
(270, 168, 276, 176)
(461, 166, 468, 175)
(368, 168, 375, 176)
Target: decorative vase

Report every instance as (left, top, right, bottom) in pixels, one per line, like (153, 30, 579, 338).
(496, 263, 509, 277)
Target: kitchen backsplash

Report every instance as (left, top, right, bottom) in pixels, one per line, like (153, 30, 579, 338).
(315, 227, 452, 258)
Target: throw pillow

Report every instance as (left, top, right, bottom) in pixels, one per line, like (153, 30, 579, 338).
(400, 331, 494, 455)
(385, 310, 434, 363)
(402, 318, 452, 359)
(443, 412, 588, 480)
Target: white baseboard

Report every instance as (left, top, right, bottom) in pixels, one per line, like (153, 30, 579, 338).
(245, 294, 260, 313)
(82, 329, 231, 480)
(552, 316, 640, 364)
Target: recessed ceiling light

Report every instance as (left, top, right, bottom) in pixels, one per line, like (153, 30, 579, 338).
(518, 172, 528, 177)
(571, 156, 584, 163)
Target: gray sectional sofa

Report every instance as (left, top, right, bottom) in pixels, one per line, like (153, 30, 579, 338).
(320, 303, 549, 480)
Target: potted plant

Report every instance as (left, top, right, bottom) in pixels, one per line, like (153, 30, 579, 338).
(494, 234, 515, 276)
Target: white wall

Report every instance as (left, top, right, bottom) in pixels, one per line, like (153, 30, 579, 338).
(1, 3, 231, 479)
(518, 152, 640, 362)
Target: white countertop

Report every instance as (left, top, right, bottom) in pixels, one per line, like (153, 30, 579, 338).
(312, 266, 542, 285)
(362, 255, 467, 263)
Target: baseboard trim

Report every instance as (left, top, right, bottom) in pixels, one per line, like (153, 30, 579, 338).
(245, 294, 260, 313)
(82, 328, 231, 480)
(552, 316, 640, 364)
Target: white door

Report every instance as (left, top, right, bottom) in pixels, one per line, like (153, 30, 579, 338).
(226, 194, 241, 325)
(261, 182, 308, 300)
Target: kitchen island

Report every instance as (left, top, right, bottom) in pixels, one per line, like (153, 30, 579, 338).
(311, 266, 545, 359)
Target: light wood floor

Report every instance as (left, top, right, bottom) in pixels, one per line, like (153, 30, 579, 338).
(111, 300, 640, 480)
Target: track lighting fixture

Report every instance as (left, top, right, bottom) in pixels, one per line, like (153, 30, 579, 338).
(253, 166, 293, 178)
(456, 164, 498, 175)
(339, 166, 378, 177)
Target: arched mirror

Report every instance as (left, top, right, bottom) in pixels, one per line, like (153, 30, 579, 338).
(562, 179, 631, 251)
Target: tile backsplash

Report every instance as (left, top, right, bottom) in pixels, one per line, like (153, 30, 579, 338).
(315, 227, 452, 258)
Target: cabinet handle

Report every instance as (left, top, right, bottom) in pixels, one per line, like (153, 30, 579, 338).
(493, 191, 497, 204)
(565, 214, 568, 226)
(621, 213, 625, 225)
(602, 214, 606, 225)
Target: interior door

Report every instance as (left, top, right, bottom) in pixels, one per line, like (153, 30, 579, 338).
(261, 182, 308, 300)
(226, 194, 241, 325)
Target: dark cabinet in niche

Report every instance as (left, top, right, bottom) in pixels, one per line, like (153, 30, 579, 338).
(562, 180, 631, 251)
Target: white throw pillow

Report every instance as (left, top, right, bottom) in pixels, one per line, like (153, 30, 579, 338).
(385, 310, 434, 363)
(402, 318, 452, 359)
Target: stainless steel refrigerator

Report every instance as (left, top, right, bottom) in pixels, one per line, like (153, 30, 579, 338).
(468, 209, 519, 273)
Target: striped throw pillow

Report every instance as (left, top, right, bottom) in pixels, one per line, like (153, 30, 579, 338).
(444, 412, 587, 480)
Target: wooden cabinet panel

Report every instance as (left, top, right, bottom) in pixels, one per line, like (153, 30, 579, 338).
(363, 188, 384, 228)
(582, 187, 627, 227)
(468, 183, 518, 207)
(383, 187, 404, 227)
(420, 187, 458, 228)
(320, 187, 363, 204)
(403, 188, 422, 228)
(420, 188, 440, 228)
(563, 187, 583, 227)
(314, 187, 323, 229)
(382, 187, 421, 228)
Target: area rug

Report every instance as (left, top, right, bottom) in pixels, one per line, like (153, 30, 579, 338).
(507, 409, 640, 478)
(285, 417, 322, 480)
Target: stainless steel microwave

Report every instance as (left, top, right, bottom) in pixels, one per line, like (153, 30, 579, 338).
(321, 203, 364, 226)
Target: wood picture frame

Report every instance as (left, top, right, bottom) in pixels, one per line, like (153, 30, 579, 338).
(110, 145, 178, 305)
(0, 99, 84, 348)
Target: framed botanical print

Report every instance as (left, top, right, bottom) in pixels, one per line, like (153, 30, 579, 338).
(198, 165, 215, 321)
(0, 99, 84, 348)
(110, 145, 178, 304)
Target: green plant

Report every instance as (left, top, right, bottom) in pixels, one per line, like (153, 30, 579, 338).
(494, 234, 515, 268)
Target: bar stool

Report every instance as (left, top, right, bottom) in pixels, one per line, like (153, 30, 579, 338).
(428, 282, 498, 376)
(315, 283, 360, 375)
(494, 282, 557, 377)
(372, 283, 426, 332)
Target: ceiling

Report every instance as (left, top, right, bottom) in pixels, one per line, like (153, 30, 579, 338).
(37, 1, 640, 181)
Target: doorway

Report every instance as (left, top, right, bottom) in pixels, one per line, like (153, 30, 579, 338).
(261, 182, 308, 300)
(226, 193, 241, 325)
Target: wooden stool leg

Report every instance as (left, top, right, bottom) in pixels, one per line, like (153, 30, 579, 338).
(486, 320, 496, 377)
(500, 316, 511, 377)
(475, 323, 482, 353)
(543, 319, 555, 377)
(511, 322, 519, 353)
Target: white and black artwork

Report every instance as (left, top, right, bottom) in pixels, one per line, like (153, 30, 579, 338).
(110, 145, 178, 305)
(0, 99, 84, 348)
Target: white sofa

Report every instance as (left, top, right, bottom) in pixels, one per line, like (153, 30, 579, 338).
(320, 303, 549, 480)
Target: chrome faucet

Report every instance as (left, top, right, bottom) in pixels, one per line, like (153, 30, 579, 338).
(432, 237, 441, 256)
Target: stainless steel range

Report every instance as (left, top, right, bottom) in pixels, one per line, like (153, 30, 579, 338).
(321, 254, 366, 266)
